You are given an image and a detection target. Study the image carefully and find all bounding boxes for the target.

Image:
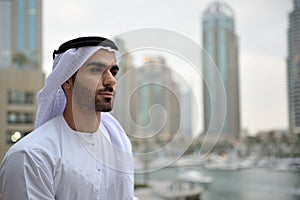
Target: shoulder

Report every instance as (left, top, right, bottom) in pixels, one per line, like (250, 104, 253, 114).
(1, 147, 57, 173)
(0, 143, 58, 199)
(4, 115, 63, 162)
(0, 145, 58, 193)
(0, 117, 63, 185)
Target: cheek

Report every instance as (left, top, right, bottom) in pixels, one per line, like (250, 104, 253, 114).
(75, 76, 100, 92)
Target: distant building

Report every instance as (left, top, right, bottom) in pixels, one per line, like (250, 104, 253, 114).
(0, 0, 42, 69)
(0, 0, 44, 161)
(202, 1, 240, 141)
(112, 37, 137, 135)
(180, 88, 193, 137)
(130, 56, 181, 144)
(287, 0, 300, 134)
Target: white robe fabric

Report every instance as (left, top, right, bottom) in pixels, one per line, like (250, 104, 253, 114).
(0, 113, 137, 200)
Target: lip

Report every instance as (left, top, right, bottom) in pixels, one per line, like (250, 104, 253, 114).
(98, 92, 113, 98)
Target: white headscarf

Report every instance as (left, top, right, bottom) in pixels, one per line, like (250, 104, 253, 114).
(35, 46, 120, 128)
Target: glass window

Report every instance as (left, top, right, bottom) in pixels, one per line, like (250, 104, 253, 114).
(7, 112, 34, 124)
(8, 91, 34, 104)
(8, 112, 17, 123)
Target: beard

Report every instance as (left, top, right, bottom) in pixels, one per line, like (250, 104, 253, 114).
(73, 81, 115, 113)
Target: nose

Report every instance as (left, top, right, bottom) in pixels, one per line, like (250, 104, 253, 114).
(103, 71, 117, 86)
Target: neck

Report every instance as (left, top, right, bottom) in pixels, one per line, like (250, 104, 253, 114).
(63, 103, 101, 133)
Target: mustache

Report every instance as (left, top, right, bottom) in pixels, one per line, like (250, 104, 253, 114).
(96, 86, 114, 93)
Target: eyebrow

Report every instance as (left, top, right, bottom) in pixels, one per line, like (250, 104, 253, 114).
(86, 61, 119, 72)
(86, 61, 107, 68)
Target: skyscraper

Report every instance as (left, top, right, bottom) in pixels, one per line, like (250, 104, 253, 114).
(287, 0, 300, 134)
(112, 37, 137, 135)
(130, 56, 180, 145)
(133, 56, 180, 142)
(0, 0, 44, 160)
(180, 88, 193, 137)
(202, 1, 240, 141)
(0, 0, 42, 69)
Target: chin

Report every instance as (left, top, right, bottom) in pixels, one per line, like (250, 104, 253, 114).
(96, 104, 113, 112)
(95, 99, 114, 112)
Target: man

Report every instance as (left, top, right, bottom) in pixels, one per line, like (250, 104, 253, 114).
(0, 36, 137, 200)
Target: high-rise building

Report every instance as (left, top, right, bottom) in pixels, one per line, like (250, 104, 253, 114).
(0, 0, 44, 161)
(130, 56, 180, 145)
(287, 0, 300, 134)
(180, 88, 193, 137)
(0, 0, 42, 69)
(202, 1, 240, 141)
(112, 37, 137, 135)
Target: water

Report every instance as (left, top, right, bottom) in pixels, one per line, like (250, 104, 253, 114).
(135, 167, 300, 200)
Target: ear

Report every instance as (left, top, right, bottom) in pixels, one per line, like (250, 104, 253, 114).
(62, 78, 73, 91)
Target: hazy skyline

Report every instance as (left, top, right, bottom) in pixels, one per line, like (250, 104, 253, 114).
(43, 0, 292, 134)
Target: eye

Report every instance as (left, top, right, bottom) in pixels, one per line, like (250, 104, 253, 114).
(110, 69, 118, 77)
(90, 67, 104, 73)
(110, 65, 119, 77)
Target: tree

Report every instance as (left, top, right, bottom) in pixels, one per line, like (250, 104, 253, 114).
(12, 52, 30, 67)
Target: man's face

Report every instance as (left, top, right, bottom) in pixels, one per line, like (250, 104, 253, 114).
(72, 49, 119, 113)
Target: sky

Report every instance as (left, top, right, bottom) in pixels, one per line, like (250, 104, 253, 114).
(43, 0, 292, 135)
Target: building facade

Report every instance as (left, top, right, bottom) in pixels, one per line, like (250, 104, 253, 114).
(112, 37, 137, 136)
(129, 56, 180, 148)
(0, 0, 42, 69)
(287, 0, 300, 134)
(202, 1, 240, 141)
(113, 55, 181, 151)
(0, 0, 44, 161)
(180, 88, 193, 137)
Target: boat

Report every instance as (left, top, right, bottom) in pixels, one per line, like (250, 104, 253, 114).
(177, 170, 213, 185)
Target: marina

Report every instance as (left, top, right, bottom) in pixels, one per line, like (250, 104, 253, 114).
(135, 164, 300, 200)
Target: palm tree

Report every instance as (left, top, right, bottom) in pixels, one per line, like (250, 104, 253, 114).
(12, 52, 30, 67)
